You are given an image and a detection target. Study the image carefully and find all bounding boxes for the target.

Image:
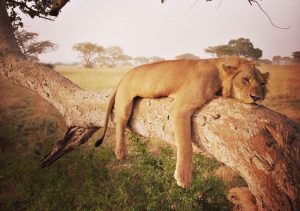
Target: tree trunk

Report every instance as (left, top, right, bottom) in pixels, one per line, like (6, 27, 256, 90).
(1, 2, 299, 210)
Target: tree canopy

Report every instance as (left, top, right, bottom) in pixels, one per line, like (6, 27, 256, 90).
(5, 0, 54, 29)
(15, 29, 57, 61)
(97, 46, 131, 67)
(292, 51, 300, 63)
(205, 38, 262, 60)
(175, 53, 200, 60)
(72, 42, 104, 68)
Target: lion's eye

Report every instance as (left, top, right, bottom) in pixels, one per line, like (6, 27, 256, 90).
(242, 78, 250, 84)
(261, 82, 266, 87)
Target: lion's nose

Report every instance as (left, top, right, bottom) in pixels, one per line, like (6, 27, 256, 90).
(250, 95, 262, 102)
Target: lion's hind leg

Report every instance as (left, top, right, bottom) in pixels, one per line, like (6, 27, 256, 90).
(114, 90, 134, 160)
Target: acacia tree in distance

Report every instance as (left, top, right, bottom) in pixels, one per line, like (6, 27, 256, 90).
(134, 56, 149, 66)
(73, 42, 104, 68)
(175, 53, 200, 60)
(97, 46, 132, 67)
(14, 29, 57, 62)
(292, 51, 300, 63)
(148, 56, 164, 63)
(1, 1, 300, 210)
(205, 38, 262, 61)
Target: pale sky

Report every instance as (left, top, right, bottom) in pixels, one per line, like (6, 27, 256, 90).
(20, 0, 300, 63)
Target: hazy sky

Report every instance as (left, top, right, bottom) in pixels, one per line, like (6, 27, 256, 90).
(20, 0, 300, 63)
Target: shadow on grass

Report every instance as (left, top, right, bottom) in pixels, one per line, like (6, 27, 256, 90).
(0, 133, 232, 210)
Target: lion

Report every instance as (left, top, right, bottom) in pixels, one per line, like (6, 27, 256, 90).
(95, 57, 269, 188)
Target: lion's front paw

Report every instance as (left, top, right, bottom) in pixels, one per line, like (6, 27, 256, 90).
(174, 167, 192, 188)
(115, 146, 128, 160)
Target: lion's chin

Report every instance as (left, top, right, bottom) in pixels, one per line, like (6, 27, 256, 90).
(238, 98, 263, 108)
(242, 103, 260, 109)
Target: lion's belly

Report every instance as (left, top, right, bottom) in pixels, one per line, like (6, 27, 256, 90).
(135, 79, 177, 99)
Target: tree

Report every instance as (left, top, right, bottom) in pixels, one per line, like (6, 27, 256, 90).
(205, 38, 262, 60)
(72, 42, 104, 68)
(175, 53, 200, 60)
(134, 56, 149, 65)
(272, 55, 282, 64)
(149, 56, 164, 63)
(292, 51, 300, 63)
(5, 0, 54, 29)
(1, 1, 300, 210)
(14, 29, 57, 61)
(272, 55, 294, 65)
(257, 58, 272, 65)
(97, 46, 131, 67)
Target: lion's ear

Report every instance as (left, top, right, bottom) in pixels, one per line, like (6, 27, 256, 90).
(263, 72, 270, 81)
(222, 64, 237, 76)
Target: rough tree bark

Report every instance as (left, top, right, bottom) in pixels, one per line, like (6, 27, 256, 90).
(1, 1, 299, 210)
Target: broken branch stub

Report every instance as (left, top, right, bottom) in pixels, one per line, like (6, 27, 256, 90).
(40, 126, 99, 168)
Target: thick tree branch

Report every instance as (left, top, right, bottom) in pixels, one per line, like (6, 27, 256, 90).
(49, 0, 70, 16)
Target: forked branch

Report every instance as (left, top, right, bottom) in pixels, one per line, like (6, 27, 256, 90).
(40, 126, 99, 167)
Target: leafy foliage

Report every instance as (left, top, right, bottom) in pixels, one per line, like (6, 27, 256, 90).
(14, 29, 57, 61)
(148, 56, 165, 63)
(134, 56, 149, 65)
(292, 51, 300, 63)
(97, 46, 132, 68)
(175, 53, 200, 60)
(272, 55, 294, 65)
(73, 42, 104, 68)
(205, 38, 262, 60)
(5, 0, 54, 29)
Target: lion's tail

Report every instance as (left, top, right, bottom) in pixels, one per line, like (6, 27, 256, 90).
(95, 89, 117, 147)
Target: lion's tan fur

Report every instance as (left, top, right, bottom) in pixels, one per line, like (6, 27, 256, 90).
(96, 57, 269, 187)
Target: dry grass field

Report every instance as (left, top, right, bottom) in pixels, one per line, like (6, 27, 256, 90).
(0, 64, 299, 210)
(259, 65, 300, 122)
(57, 66, 131, 90)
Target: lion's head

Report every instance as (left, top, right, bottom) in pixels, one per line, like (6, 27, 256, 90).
(221, 59, 269, 104)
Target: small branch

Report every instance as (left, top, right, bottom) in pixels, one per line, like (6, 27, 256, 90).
(249, 0, 291, 29)
(40, 126, 99, 168)
(190, 0, 198, 9)
(215, 0, 223, 9)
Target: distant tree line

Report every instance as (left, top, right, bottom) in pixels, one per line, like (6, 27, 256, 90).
(72, 42, 168, 68)
(14, 31, 299, 67)
(272, 52, 300, 65)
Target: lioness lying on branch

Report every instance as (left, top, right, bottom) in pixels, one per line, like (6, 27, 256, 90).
(95, 57, 269, 188)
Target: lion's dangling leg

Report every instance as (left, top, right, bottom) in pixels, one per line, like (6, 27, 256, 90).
(114, 91, 134, 160)
(172, 95, 204, 188)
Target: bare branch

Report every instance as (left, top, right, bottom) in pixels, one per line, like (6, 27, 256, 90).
(40, 126, 100, 168)
(49, 0, 70, 16)
(249, 0, 291, 29)
(215, 0, 223, 9)
(190, 0, 198, 9)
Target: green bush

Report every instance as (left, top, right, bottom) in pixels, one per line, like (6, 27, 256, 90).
(0, 134, 231, 211)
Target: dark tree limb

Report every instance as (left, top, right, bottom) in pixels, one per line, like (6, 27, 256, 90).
(49, 0, 70, 16)
(40, 126, 99, 168)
